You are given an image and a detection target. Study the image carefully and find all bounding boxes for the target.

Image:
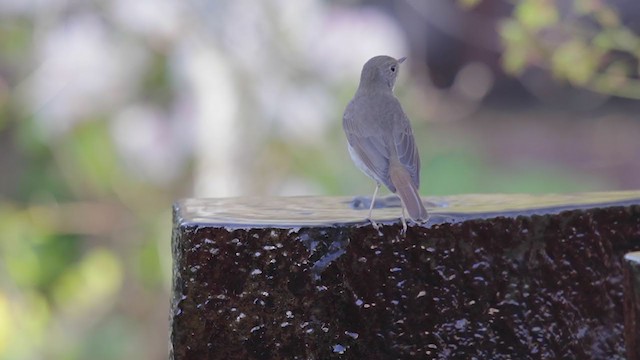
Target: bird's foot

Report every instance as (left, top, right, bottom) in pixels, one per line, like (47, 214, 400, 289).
(367, 218, 383, 236)
(400, 216, 408, 236)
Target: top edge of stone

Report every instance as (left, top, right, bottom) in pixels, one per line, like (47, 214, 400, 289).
(173, 191, 640, 229)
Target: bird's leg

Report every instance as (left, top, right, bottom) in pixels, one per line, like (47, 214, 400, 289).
(367, 183, 382, 234)
(367, 183, 379, 218)
(400, 206, 407, 235)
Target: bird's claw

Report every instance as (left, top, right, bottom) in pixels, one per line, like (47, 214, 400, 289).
(400, 216, 407, 236)
(367, 218, 383, 236)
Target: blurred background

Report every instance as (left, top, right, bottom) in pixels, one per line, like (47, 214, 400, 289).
(1, 0, 640, 358)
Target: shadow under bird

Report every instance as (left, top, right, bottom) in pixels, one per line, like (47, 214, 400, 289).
(343, 55, 428, 233)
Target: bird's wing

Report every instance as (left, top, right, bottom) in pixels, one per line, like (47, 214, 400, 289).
(393, 108, 421, 188)
(343, 103, 394, 190)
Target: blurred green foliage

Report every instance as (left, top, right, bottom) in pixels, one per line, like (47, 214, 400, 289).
(424, 152, 606, 195)
(500, 0, 640, 98)
(1, 67, 173, 359)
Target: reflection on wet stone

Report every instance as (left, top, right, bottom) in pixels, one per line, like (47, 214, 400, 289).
(171, 192, 640, 359)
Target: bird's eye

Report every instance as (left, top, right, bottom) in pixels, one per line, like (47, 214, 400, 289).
(390, 66, 396, 72)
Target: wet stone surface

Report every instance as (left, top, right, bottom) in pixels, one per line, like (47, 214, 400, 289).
(624, 252, 640, 360)
(171, 193, 640, 359)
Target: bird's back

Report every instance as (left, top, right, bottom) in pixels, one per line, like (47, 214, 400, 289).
(343, 91, 420, 191)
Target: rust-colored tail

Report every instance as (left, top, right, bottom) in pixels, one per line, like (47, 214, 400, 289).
(389, 165, 428, 223)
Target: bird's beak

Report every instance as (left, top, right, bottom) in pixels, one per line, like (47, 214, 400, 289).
(398, 57, 407, 64)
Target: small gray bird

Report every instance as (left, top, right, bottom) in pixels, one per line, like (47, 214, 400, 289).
(343, 55, 428, 232)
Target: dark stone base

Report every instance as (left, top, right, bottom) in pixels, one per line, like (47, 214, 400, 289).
(171, 193, 640, 359)
(625, 251, 640, 360)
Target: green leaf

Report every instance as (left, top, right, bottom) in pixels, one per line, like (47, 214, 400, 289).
(66, 120, 120, 195)
(607, 28, 640, 52)
(499, 20, 530, 74)
(52, 248, 122, 312)
(515, 0, 559, 31)
(551, 40, 599, 85)
(502, 48, 528, 75)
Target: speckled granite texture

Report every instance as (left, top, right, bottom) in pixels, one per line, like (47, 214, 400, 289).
(171, 193, 640, 359)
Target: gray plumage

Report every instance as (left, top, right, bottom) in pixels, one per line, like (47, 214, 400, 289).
(343, 55, 428, 227)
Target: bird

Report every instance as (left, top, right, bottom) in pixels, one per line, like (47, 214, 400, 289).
(343, 55, 428, 233)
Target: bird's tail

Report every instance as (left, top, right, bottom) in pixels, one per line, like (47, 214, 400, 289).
(389, 165, 428, 223)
